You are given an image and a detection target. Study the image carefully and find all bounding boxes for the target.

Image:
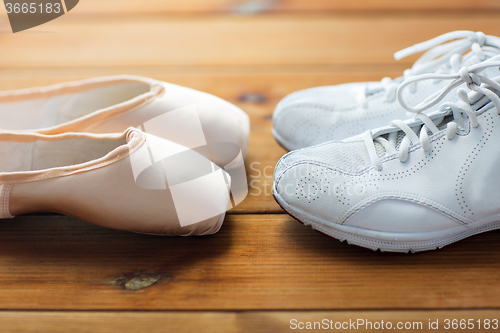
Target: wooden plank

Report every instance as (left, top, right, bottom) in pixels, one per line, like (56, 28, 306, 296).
(0, 214, 499, 310)
(0, 310, 500, 332)
(0, 65, 407, 99)
(68, 0, 500, 15)
(0, 66, 405, 213)
(1, 13, 500, 68)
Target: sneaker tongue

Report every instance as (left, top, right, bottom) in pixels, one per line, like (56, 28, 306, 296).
(374, 80, 500, 159)
(483, 44, 500, 56)
(364, 84, 385, 97)
(470, 77, 500, 113)
(373, 132, 407, 158)
(373, 110, 451, 158)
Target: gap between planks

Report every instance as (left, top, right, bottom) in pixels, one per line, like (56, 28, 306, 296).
(0, 214, 498, 311)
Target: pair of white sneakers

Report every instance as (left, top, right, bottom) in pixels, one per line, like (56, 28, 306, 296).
(0, 76, 250, 236)
(273, 31, 500, 252)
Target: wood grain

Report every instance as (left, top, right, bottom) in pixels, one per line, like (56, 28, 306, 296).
(0, 310, 499, 332)
(0, 0, 499, 324)
(0, 214, 499, 310)
(0, 67, 404, 213)
(71, 0, 500, 15)
(1, 13, 500, 68)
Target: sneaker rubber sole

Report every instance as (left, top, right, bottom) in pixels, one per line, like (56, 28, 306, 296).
(273, 190, 500, 253)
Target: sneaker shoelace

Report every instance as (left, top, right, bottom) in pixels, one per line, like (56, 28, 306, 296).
(363, 57, 500, 171)
(357, 31, 498, 109)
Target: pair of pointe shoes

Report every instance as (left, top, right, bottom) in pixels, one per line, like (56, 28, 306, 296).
(0, 76, 250, 236)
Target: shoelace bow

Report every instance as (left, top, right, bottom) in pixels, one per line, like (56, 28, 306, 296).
(358, 31, 493, 109)
(364, 57, 500, 171)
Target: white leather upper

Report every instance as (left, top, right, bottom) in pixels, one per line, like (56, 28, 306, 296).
(274, 80, 500, 233)
(273, 44, 500, 151)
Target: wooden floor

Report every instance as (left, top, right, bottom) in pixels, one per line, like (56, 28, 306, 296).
(1, 1, 500, 332)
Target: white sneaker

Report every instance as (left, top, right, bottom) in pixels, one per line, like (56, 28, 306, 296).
(273, 58, 500, 252)
(273, 31, 500, 151)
